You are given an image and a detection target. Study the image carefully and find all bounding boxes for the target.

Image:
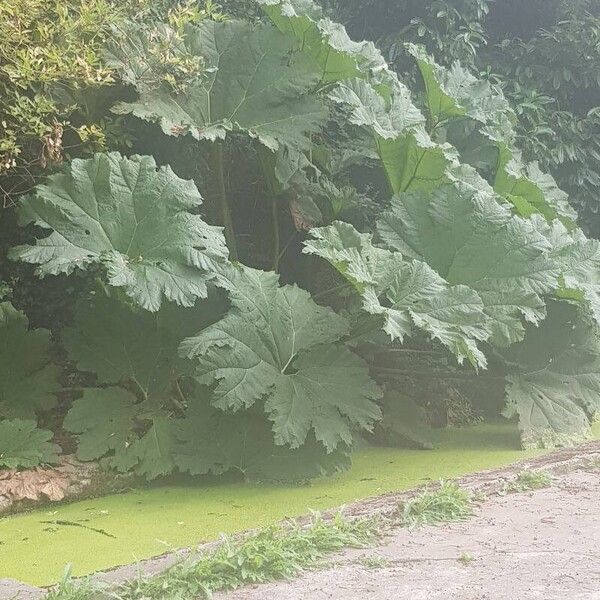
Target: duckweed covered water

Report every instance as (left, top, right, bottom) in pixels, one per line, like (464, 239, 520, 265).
(0, 423, 556, 585)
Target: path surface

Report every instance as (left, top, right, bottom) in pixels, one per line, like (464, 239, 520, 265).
(220, 455, 600, 600)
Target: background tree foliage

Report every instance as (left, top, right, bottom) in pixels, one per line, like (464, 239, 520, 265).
(322, 0, 600, 236)
(0, 0, 128, 204)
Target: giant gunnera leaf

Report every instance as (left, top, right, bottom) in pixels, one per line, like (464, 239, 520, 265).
(10, 153, 228, 312)
(502, 301, 600, 449)
(0, 419, 60, 469)
(305, 222, 490, 368)
(407, 46, 577, 226)
(329, 77, 455, 196)
(407, 43, 514, 133)
(257, 0, 386, 83)
(377, 183, 559, 346)
(62, 292, 223, 480)
(63, 388, 139, 463)
(180, 265, 382, 451)
(109, 21, 328, 151)
(64, 388, 177, 479)
(0, 302, 60, 419)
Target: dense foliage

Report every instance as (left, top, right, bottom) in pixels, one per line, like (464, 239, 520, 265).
(323, 0, 600, 236)
(0, 0, 127, 204)
(1, 0, 600, 482)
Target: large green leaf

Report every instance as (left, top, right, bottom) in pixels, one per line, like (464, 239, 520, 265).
(363, 261, 489, 368)
(305, 222, 490, 367)
(112, 417, 177, 480)
(175, 397, 351, 482)
(10, 153, 228, 312)
(64, 388, 176, 479)
(257, 0, 386, 83)
(62, 292, 223, 479)
(532, 216, 600, 326)
(407, 46, 577, 226)
(110, 21, 328, 151)
(495, 151, 578, 225)
(329, 78, 454, 195)
(376, 130, 454, 195)
(63, 388, 139, 462)
(63, 292, 222, 403)
(0, 419, 60, 469)
(408, 44, 514, 132)
(502, 301, 600, 448)
(0, 302, 60, 419)
(377, 183, 559, 345)
(180, 265, 382, 451)
(304, 220, 397, 294)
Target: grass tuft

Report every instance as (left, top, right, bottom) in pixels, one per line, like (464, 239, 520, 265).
(358, 555, 390, 570)
(44, 566, 106, 600)
(45, 513, 380, 600)
(458, 552, 474, 565)
(586, 456, 600, 471)
(505, 470, 552, 493)
(400, 481, 473, 528)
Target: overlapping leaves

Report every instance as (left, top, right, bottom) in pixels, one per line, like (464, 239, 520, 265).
(305, 222, 490, 367)
(0, 420, 60, 469)
(501, 301, 600, 448)
(10, 153, 228, 312)
(0, 302, 60, 419)
(408, 45, 577, 225)
(257, 0, 386, 83)
(63, 292, 221, 401)
(531, 216, 600, 326)
(180, 264, 382, 451)
(110, 20, 328, 151)
(7, 0, 600, 481)
(64, 388, 178, 479)
(407, 43, 514, 133)
(62, 293, 222, 479)
(377, 182, 559, 346)
(175, 397, 351, 482)
(328, 76, 455, 195)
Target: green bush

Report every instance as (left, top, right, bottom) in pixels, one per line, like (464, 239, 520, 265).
(2, 0, 600, 481)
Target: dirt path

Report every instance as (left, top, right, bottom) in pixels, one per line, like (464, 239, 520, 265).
(219, 449, 600, 600)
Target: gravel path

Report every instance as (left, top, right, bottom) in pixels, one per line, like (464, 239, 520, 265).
(219, 460, 600, 600)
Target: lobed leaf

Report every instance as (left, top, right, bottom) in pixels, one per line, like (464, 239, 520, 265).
(502, 301, 600, 448)
(63, 388, 139, 463)
(110, 21, 328, 151)
(0, 420, 60, 469)
(408, 43, 514, 131)
(378, 183, 559, 346)
(257, 0, 386, 83)
(408, 46, 577, 225)
(175, 396, 351, 482)
(63, 292, 222, 402)
(10, 153, 228, 312)
(0, 302, 60, 419)
(64, 388, 177, 479)
(180, 265, 382, 451)
(305, 222, 490, 367)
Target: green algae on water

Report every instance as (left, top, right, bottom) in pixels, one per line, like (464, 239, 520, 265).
(0, 423, 550, 586)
